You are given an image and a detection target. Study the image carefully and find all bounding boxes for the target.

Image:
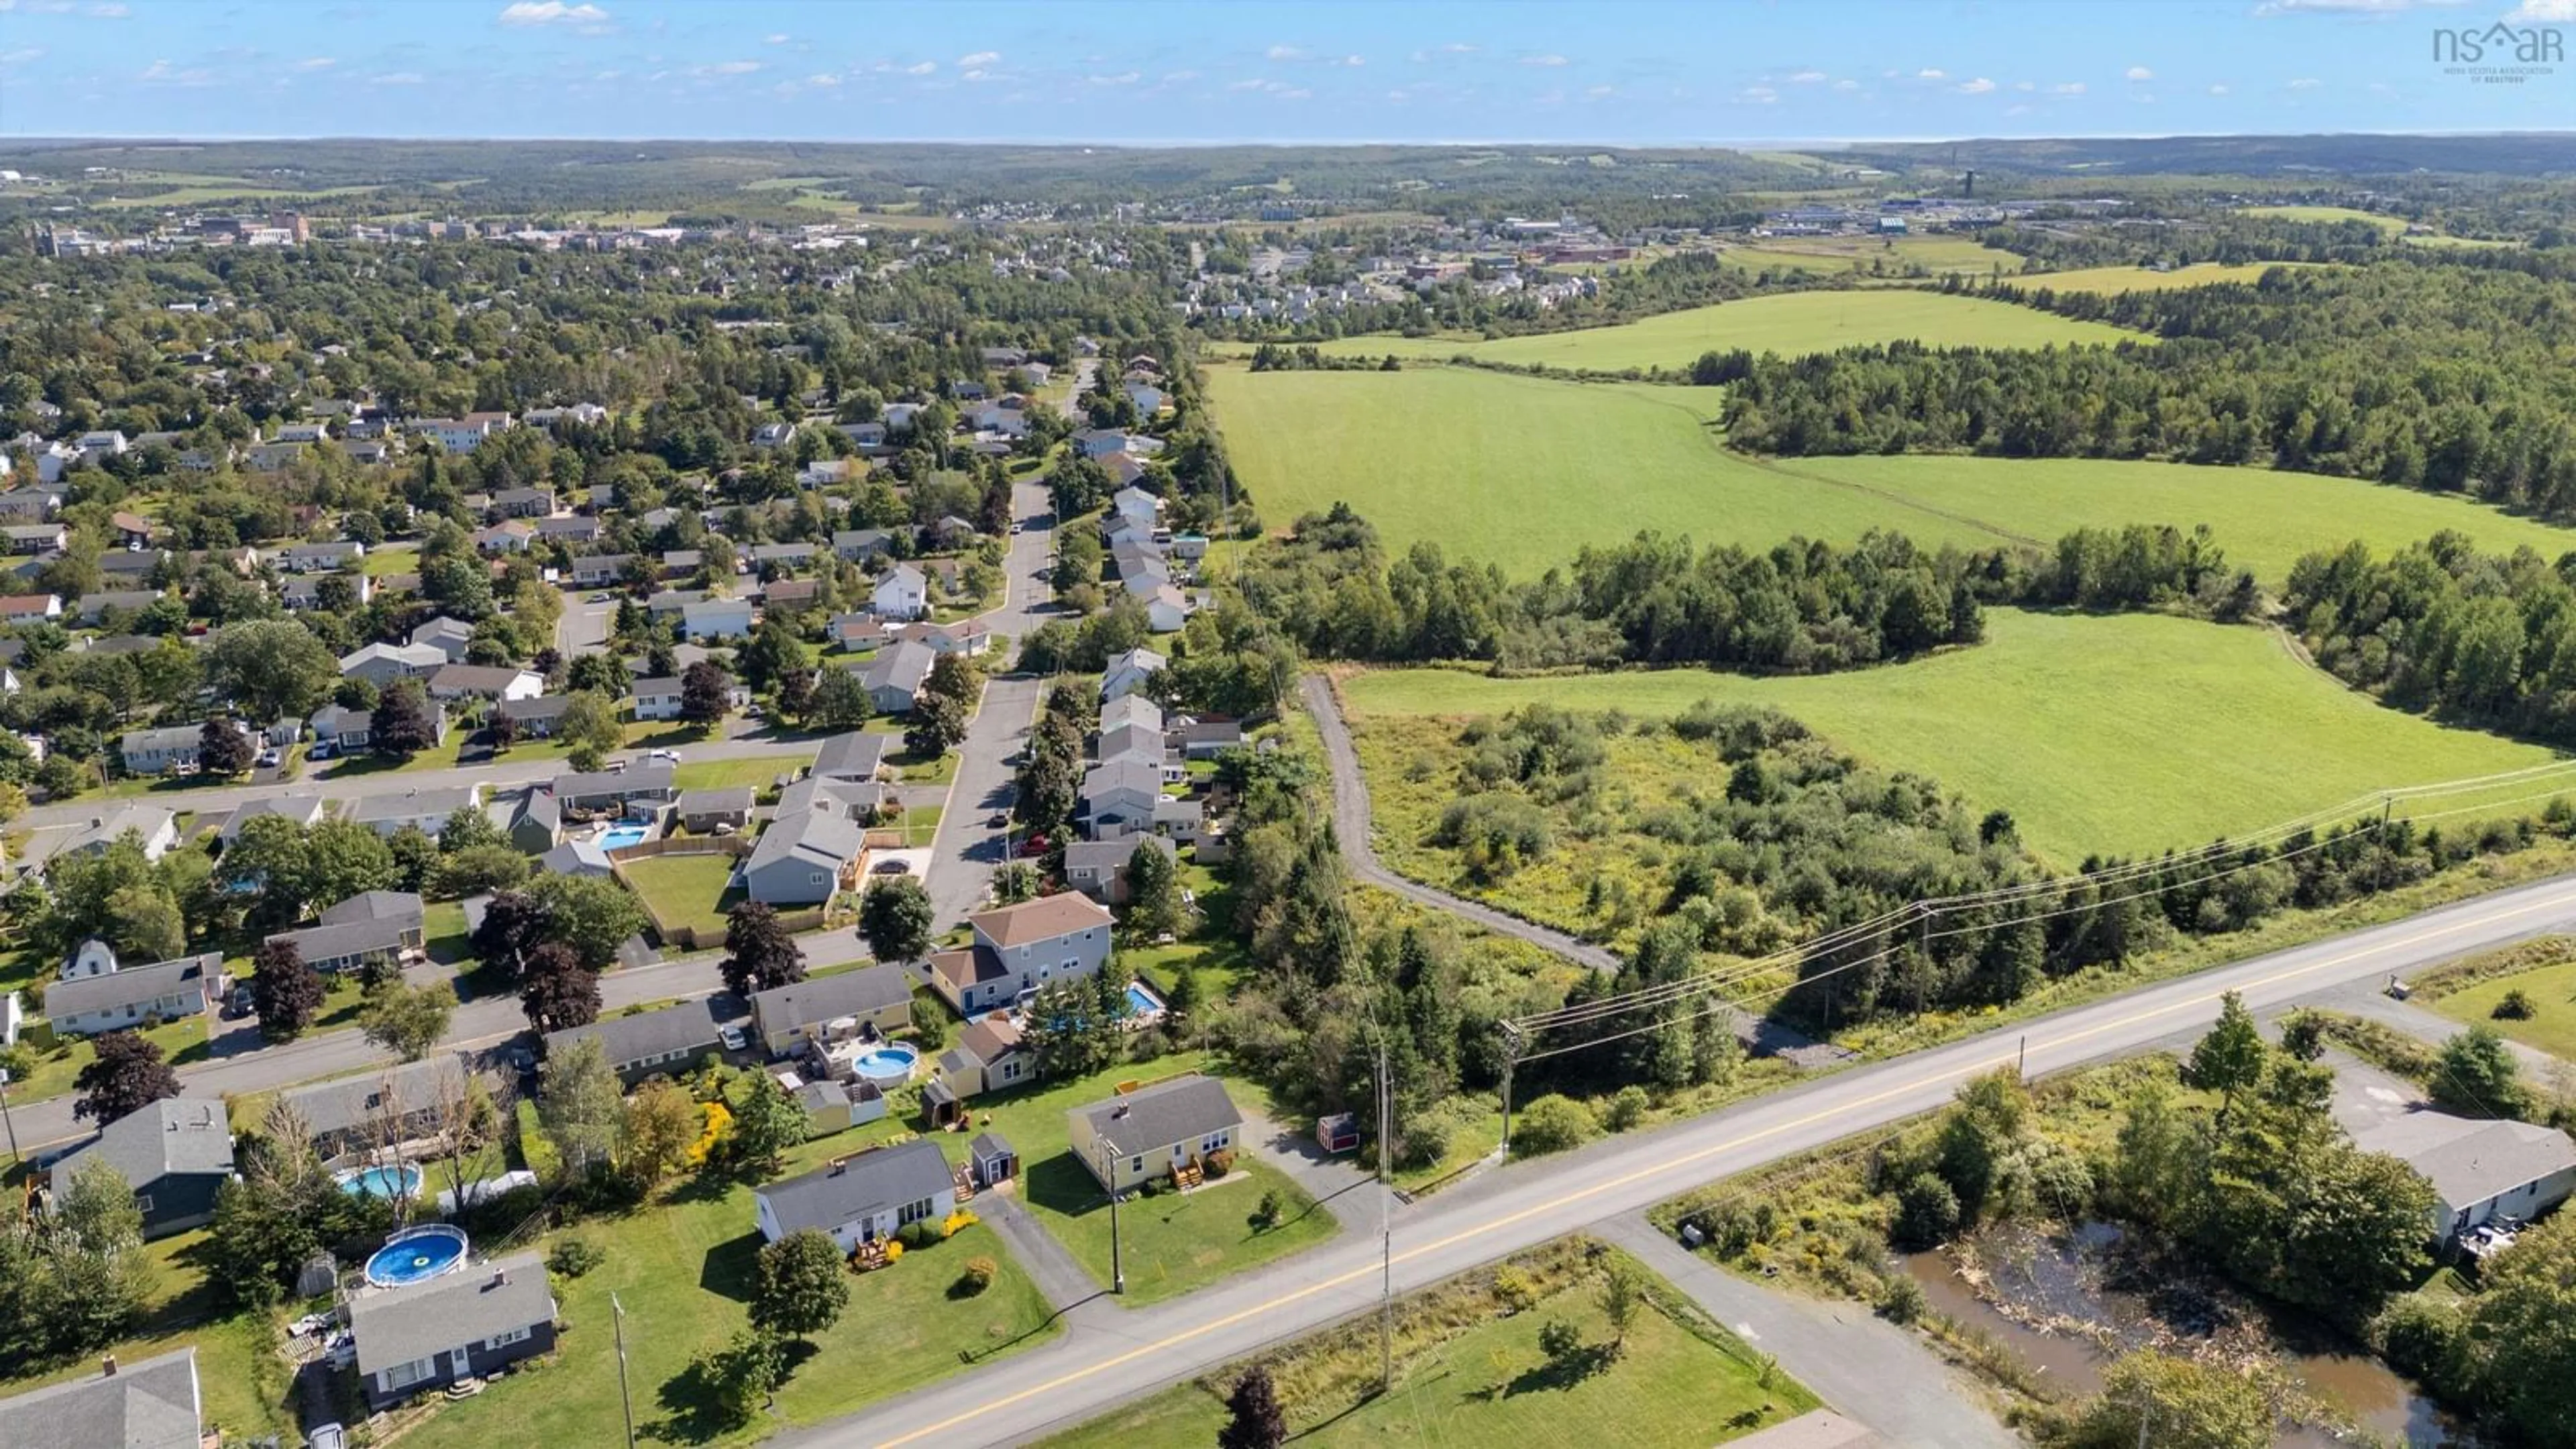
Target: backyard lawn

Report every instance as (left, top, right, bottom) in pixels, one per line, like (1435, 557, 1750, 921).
(619, 853, 743, 940)
(2429, 955, 2576, 1062)
(957, 1054, 1338, 1305)
(394, 1129, 1057, 1449)
(1038, 1244, 1813, 1449)
(672, 755, 810, 793)
(1342, 609, 2559, 868)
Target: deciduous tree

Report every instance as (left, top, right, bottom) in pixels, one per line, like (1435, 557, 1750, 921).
(720, 902, 806, 997)
(72, 1031, 180, 1122)
(250, 938, 324, 1043)
(518, 942, 601, 1035)
(858, 875, 934, 964)
(197, 717, 254, 777)
(358, 979, 455, 1062)
(751, 1228, 850, 1341)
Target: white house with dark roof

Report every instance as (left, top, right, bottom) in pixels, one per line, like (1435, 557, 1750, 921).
(220, 792, 327, 841)
(428, 663, 543, 702)
(871, 564, 928, 621)
(349, 1252, 556, 1410)
(346, 785, 482, 840)
(747, 963, 914, 1056)
(1100, 647, 1164, 702)
(43, 951, 222, 1038)
(341, 641, 447, 687)
(861, 639, 935, 714)
(753, 1138, 954, 1251)
(682, 596, 754, 641)
(410, 615, 476, 663)
(811, 730, 892, 784)
(50, 803, 179, 863)
(2353, 1111, 2576, 1246)
(1067, 1075, 1241, 1193)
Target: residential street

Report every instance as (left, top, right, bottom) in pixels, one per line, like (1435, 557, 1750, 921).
(794, 867, 2576, 1448)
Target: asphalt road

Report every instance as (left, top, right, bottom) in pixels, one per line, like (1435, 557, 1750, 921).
(800, 869, 2576, 1448)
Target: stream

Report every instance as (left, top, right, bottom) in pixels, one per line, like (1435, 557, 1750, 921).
(1899, 1222, 2461, 1447)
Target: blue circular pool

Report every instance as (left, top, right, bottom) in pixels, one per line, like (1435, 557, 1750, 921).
(364, 1225, 470, 1289)
(337, 1163, 424, 1200)
(851, 1041, 919, 1089)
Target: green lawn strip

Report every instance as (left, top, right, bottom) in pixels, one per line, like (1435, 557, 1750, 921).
(362, 543, 421, 578)
(1308, 288, 2138, 370)
(1036, 1240, 1813, 1449)
(619, 853, 741, 939)
(423, 899, 474, 966)
(900, 804, 943, 847)
(392, 1134, 1056, 1449)
(672, 755, 812, 792)
(0, 1233, 295, 1443)
(4, 1010, 217, 1106)
(2013, 261, 2328, 294)
(1340, 609, 2556, 867)
(947, 1053, 1336, 1305)
(2426, 953, 2576, 1061)
(2238, 204, 2407, 234)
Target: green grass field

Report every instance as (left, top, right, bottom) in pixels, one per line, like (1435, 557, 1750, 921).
(1038, 1249, 1811, 1449)
(1339, 610, 2561, 865)
(2429, 957, 2576, 1061)
(1718, 234, 2026, 277)
(618, 852, 741, 938)
(2240, 204, 2408, 234)
(1310, 288, 2138, 371)
(672, 755, 810, 792)
(2016, 262, 2321, 294)
(1205, 366, 2576, 582)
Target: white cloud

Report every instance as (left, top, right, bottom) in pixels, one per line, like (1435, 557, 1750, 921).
(700, 59, 761, 74)
(2288, 75, 2323, 87)
(1522, 53, 1569, 66)
(957, 50, 1000, 67)
(1339, 54, 1364, 66)
(1788, 68, 1826, 83)
(1587, 84, 1616, 97)
(1227, 78, 1266, 91)
(0, 46, 43, 63)
(2006, 103, 2031, 115)
(2504, 0, 2575, 18)
(371, 70, 424, 85)
(1957, 76, 1996, 93)
(2125, 65, 2153, 80)
(2209, 83, 2231, 95)
(1161, 69, 1197, 82)
(498, 1, 610, 26)
(805, 72, 839, 86)
(1386, 87, 1410, 101)
(1265, 44, 1305, 61)
(763, 33, 788, 44)
(138, 57, 215, 85)
(1917, 68, 1945, 79)
(1740, 84, 1778, 102)
(2051, 81, 2086, 94)
(296, 56, 336, 70)
(1088, 70, 1140, 85)
(2014, 80, 2035, 91)
(1833, 78, 1859, 91)
(904, 60, 935, 74)
(1442, 42, 1479, 53)
(1279, 87, 1311, 99)
(87, 2, 127, 14)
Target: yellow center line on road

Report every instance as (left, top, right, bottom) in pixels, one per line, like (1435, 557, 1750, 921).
(875, 881, 2576, 1446)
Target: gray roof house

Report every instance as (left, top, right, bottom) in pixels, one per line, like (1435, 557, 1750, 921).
(1064, 834, 1176, 906)
(119, 722, 204, 776)
(860, 639, 935, 714)
(545, 1000, 727, 1085)
(552, 762, 676, 812)
(2354, 1111, 2576, 1246)
(0, 1347, 201, 1449)
(748, 963, 915, 1055)
(280, 1054, 476, 1161)
(811, 729, 892, 783)
(321, 889, 428, 934)
(48, 1098, 235, 1238)
(741, 810, 865, 906)
(410, 615, 476, 663)
(753, 1138, 955, 1252)
(1081, 759, 1164, 839)
(350, 1252, 557, 1411)
(347, 785, 483, 839)
(1067, 1075, 1242, 1193)
(43, 951, 222, 1038)
(677, 786, 755, 833)
(220, 792, 327, 841)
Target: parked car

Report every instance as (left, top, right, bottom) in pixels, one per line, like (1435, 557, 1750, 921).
(987, 812, 1010, 828)
(227, 984, 254, 1018)
(718, 1023, 747, 1052)
(647, 748, 682, 763)
(873, 857, 912, 875)
(1018, 833, 1050, 858)
(257, 748, 282, 767)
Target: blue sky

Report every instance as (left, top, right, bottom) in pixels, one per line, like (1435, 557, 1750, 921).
(1, 0, 2570, 144)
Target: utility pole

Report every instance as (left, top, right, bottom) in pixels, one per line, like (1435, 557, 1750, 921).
(1497, 1022, 1524, 1159)
(0, 1069, 18, 1169)
(610, 1293, 636, 1449)
(1913, 908, 1930, 1019)
(1100, 1136, 1126, 1294)
(1377, 1042, 1394, 1394)
(2018, 1034, 2028, 1081)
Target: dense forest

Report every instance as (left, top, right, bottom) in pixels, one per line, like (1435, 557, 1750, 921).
(1234, 504, 2250, 674)
(1721, 261, 2576, 515)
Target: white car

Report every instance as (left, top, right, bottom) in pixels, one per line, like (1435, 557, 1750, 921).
(648, 748, 682, 763)
(718, 1024, 747, 1052)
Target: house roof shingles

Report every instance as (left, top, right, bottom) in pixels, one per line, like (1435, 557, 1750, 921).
(750, 963, 914, 1036)
(971, 891, 1113, 949)
(350, 1252, 555, 1377)
(757, 1138, 953, 1237)
(1074, 1075, 1241, 1152)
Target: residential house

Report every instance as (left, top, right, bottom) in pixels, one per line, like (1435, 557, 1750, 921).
(568, 553, 634, 587)
(504, 787, 562, 855)
(119, 723, 206, 776)
(0, 1348, 201, 1447)
(534, 516, 604, 547)
(428, 663, 544, 702)
(278, 571, 374, 611)
(1099, 693, 1164, 737)
(1081, 759, 1163, 840)
(76, 429, 130, 461)
(43, 951, 221, 1038)
(2353, 1112, 2576, 1246)
(1063, 834, 1177, 906)
(826, 611, 889, 651)
(411, 413, 511, 454)
(1124, 382, 1168, 415)
(677, 787, 755, 834)
(1067, 1075, 1241, 1193)
(630, 676, 685, 721)
(797, 458, 859, 488)
(272, 539, 366, 572)
(1097, 719, 1169, 775)
(1154, 795, 1204, 845)
(350, 1253, 556, 1411)
(861, 639, 935, 714)
(0, 593, 64, 621)
(310, 699, 448, 756)
(473, 521, 534, 554)
(1, 522, 65, 554)
(682, 597, 754, 641)
(934, 1014, 1032, 1100)
(752, 1139, 954, 1252)
(280, 1054, 476, 1163)
(489, 487, 555, 519)
(546, 1001, 729, 1085)
(1112, 486, 1161, 535)
(833, 529, 897, 564)
(525, 403, 608, 431)
(1144, 584, 1190, 634)
(871, 564, 928, 621)
(47, 1099, 235, 1239)
(741, 810, 866, 906)
(52, 804, 180, 863)
(794, 1077, 885, 1136)
(1100, 647, 1165, 702)
(751, 542, 820, 572)
(1173, 716, 1245, 759)
(893, 619, 990, 657)
(552, 763, 676, 813)
(773, 774, 892, 825)
(752, 421, 798, 449)
(411, 615, 477, 663)
(661, 549, 704, 577)
(811, 730, 892, 784)
(926, 891, 1116, 1016)
(495, 694, 578, 738)
(837, 421, 889, 452)
(220, 792, 327, 842)
(345, 785, 483, 841)
(268, 892, 425, 975)
(763, 578, 821, 613)
(747, 963, 915, 1056)
(537, 837, 615, 879)
(340, 641, 447, 687)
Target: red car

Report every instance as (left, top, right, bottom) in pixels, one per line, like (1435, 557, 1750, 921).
(1017, 833, 1051, 858)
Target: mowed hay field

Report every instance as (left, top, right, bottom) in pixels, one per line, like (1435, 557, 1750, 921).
(1309, 288, 2141, 371)
(1206, 365, 2576, 582)
(2238, 204, 2408, 234)
(2015, 262, 2323, 294)
(1338, 610, 2561, 865)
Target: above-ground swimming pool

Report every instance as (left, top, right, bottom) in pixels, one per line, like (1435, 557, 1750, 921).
(364, 1224, 470, 1289)
(337, 1163, 425, 1200)
(849, 1041, 919, 1089)
(598, 824, 651, 850)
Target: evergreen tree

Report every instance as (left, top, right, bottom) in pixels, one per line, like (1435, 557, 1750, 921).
(1218, 1365, 1287, 1449)
(721, 902, 808, 996)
